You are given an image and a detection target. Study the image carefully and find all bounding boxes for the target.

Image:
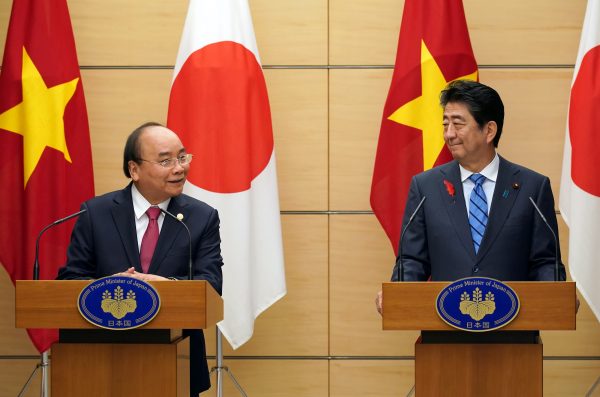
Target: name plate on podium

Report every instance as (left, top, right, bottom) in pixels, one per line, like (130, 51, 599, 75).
(78, 276, 161, 330)
(435, 277, 520, 332)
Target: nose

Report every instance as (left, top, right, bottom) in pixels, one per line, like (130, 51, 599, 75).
(444, 123, 456, 140)
(172, 161, 185, 174)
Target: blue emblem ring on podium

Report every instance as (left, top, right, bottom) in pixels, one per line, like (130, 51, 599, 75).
(436, 277, 520, 332)
(78, 276, 161, 330)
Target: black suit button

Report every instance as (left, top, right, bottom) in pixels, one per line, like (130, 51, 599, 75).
(473, 266, 479, 273)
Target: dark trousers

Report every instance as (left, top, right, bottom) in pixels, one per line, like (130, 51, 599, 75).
(183, 329, 210, 396)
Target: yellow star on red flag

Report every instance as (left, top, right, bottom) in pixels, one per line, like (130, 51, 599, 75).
(388, 40, 478, 171)
(0, 47, 78, 186)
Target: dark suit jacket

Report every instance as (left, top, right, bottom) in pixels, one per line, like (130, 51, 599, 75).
(57, 183, 223, 395)
(392, 156, 566, 282)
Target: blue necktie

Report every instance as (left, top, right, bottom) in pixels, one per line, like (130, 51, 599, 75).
(469, 173, 488, 254)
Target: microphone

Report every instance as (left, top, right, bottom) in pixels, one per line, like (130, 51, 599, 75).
(160, 208, 193, 280)
(397, 196, 426, 282)
(34, 209, 87, 280)
(528, 197, 560, 281)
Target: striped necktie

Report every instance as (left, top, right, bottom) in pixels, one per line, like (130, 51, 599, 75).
(469, 173, 488, 254)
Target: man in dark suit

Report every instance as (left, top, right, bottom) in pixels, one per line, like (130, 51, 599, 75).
(376, 80, 565, 313)
(57, 121, 223, 395)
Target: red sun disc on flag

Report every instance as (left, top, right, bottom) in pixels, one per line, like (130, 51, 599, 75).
(168, 41, 274, 194)
(569, 45, 600, 197)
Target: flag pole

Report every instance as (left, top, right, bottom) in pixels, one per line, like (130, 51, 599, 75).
(209, 327, 248, 397)
(41, 351, 49, 397)
(17, 351, 49, 397)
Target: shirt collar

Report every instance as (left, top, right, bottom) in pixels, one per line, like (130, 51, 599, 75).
(131, 184, 171, 220)
(459, 153, 499, 183)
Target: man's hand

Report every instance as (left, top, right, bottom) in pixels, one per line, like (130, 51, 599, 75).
(375, 290, 383, 315)
(115, 267, 136, 277)
(134, 273, 169, 281)
(114, 267, 169, 281)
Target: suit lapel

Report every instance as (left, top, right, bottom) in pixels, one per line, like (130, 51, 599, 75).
(476, 156, 521, 261)
(111, 185, 141, 271)
(439, 162, 477, 261)
(148, 195, 188, 274)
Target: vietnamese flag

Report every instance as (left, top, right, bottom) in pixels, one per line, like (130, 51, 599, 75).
(167, 0, 286, 348)
(560, 0, 600, 322)
(0, 0, 95, 352)
(370, 0, 478, 254)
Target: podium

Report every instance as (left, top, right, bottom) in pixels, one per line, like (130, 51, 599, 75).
(382, 281, 576, 396)
(15, 280, 223, 397)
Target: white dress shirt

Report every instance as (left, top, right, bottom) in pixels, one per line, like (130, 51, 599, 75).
(459, 153, 499, 216)
(131, 184, 171, 251)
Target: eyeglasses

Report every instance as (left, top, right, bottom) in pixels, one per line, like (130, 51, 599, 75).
(140, 154, 193, 168)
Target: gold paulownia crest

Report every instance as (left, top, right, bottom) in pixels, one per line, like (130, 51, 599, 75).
(459, 287, 495, 321)
(101, 286, 137, 319)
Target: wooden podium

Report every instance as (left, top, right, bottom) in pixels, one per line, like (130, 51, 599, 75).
(382, 281, 576, 397)
(15, 280, 223, 397)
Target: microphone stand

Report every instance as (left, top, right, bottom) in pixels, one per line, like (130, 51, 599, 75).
(397, 196, 426, 282)
(20, 209, 86, 397)
(528, 197, 560, 281)
(33, 209, 87, 280)
(159, 208, 193, 280)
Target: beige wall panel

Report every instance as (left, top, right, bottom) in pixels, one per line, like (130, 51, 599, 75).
(265, 69, 328, 211)
(0, 0, 11, 54)
(0, 0, 326, 66)
(329, 0, 585, 66)
(543, 294, 600, 357)
(0, 359, 42, 397)
(0, 267, 38, 356)
(330, 360, 414, 397)
(250, 0, 327, 65)
(330, 214, 419, 356)
(481, 68, 572, 193)
(82, 69, 172, 195)
(329, 0, 403, 65)
(84, 69, 324, 210)
(206, 359, 328, 397)
(330, 68, 392, 210)
(205, 215, 328, 356)
(69, 0, 187, 66)
(465, 0, 586, 66)
(75, 0, 327, 66)
(330, 68, 572, 211)
(544, 360, 600, 397)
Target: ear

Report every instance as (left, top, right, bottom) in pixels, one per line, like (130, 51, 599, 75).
(484, 121, 497, 145)
(129, 161, 140, 182)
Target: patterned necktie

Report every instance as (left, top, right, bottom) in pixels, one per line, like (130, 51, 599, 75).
(140, 207, 161, 273)
(469, 173, 488, 254)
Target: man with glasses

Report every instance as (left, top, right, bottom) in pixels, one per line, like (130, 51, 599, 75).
(57, 121, 223, 396)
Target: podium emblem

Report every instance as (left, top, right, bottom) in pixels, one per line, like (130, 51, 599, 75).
(78, 276, 161, 330)
(101, 286, 137, 319)
(436, 277, 519, 332)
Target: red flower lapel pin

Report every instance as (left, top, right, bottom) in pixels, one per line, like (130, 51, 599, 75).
(443, 179, 455, 197)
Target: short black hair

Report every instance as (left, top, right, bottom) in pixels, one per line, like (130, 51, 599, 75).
(123, 121, 164, 178)
(440, 80, 504, 147)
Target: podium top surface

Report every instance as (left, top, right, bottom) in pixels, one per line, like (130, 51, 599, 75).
(382, 281, 576, 331)
(15, 280, 223, 330)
